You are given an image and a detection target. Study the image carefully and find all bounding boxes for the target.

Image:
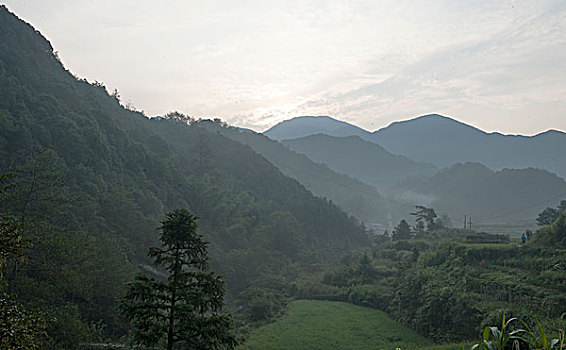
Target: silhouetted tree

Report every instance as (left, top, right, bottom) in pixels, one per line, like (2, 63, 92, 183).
(121, 209, 237, 350)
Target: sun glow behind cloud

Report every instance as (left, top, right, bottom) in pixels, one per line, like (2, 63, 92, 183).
(2, 0, 565, 134)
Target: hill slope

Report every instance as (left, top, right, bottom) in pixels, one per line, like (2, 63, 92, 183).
(197, 121, 409, 225)
(395, 162, 566, 223)
(282, 134, 436, 190)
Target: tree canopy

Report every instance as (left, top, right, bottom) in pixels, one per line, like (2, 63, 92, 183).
(410, 206, 440, 231)
(536, 200, 566, 226)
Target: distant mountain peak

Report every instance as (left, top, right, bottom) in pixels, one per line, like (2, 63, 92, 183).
(376, 114, 485, 135)
(534, 129, 566, 137)
(264, 115, 368, 141)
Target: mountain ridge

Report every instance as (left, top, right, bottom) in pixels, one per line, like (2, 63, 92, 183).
(282, 133, 436, 191)
(265, 114, 566, 179)
(266, 114, 565, 139)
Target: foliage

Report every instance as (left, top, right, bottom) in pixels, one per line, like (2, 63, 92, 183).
(411, 206, 441, 231)
(532, 212, 566, 248)
(0, 173, 46, 349)
(471, 316, 565, 350)
(537, 208, 561, 226)
(536, 200, 566, 226)
(121, 209, 237, 349)
(393, 220, 413, 240)
(472, 315, 524, 350)
(0, 291, 46, 350)
(319, 226, 566, 344)
(520, 318, 565, 350)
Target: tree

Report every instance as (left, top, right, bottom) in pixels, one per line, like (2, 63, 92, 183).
(536, 207, 560, 226)
(410, 206, 438, 231)
(392, 219, 412, 240)
(121, 209, 237, 350)
(536, 200, 566, 226)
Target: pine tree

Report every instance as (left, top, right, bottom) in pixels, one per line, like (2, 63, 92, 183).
(121, 209, 237, 350)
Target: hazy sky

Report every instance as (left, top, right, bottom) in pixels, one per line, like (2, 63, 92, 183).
(2, 0, 566, 135)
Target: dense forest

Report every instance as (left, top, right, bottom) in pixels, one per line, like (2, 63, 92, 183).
(1, 4, 565, 350)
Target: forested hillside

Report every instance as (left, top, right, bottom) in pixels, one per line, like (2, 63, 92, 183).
(0, 6, 368, 347)
(195, 120, 409, 224)
(394, 162, 566, 223)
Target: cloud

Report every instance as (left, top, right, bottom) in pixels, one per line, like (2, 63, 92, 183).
(271, 0, 566, 134)
(3, 0, 565, 135)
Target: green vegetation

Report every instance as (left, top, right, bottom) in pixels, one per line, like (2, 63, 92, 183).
(536, 200, 566, 226)
(121, 209, 237, 350)
(240, 300, 433, 350)
(0, 173, 46, 350)
(317, 207, 566, 344)
(471, 315, 565, 350)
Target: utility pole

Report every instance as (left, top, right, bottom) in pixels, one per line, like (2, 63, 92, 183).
(464, 214, 467, 229)
(468, 217, 472, 230)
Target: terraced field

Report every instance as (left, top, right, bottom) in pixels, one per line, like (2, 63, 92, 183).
(239, 300, 470, 350)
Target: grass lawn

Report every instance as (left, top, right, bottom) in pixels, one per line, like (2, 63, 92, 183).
(239, 299, 459, 350)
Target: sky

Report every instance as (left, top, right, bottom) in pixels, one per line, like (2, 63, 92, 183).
(2, 0, 566, 135)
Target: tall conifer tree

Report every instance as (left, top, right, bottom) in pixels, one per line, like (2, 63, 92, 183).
(121, 209, 237, 350)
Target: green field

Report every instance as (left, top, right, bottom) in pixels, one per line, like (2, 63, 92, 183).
(240, 300, 468, 350)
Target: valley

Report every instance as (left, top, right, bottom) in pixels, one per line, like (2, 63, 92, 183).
(0, 4, 565, 350)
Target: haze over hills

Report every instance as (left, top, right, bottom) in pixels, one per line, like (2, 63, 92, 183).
(267, 115, 566, 225)
(3, 4, 566, 350)
(394, 162, 566, 223)
(195, 120, 410, 225)
(265, 114, 566, 180)
(265, 115, 368, 141)
(282, 134, 436, 191)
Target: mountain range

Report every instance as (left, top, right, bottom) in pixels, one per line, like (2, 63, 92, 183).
(265, 115, 566, 223)
(265, 114, 566, 180)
